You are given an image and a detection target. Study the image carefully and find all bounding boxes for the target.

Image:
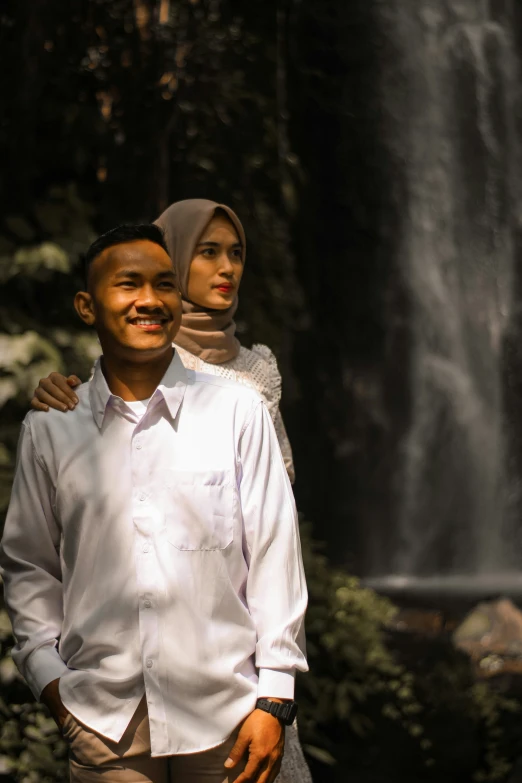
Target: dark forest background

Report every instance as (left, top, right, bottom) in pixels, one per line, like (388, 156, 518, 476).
(3, 2, 522, 782)
(0, 0, 413, 572)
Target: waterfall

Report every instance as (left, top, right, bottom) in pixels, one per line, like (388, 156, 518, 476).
(367, 3, 522, 594)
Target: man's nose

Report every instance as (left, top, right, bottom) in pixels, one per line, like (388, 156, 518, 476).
(135, 285, 164, 309)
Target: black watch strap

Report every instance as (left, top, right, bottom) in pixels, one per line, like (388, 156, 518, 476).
(255, 698, 298, 726)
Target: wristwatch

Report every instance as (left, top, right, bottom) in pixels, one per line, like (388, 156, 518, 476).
(255, 698, 298, 725)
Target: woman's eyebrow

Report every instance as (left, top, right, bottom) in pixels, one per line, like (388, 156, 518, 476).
(196, 241, 242, 248)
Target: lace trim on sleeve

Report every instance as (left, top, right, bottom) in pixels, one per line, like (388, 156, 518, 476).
(274, 409, 295, 484)
(250, 344, 282, 415)
(250, 344, 295, 483)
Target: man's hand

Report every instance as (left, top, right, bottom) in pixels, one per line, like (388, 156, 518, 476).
(41, 678, 69, 731)
(31, 373, 82, 412)
(225, 708, 285, 783)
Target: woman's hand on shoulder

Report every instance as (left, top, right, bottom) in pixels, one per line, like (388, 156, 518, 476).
(31, 373, 82, 413)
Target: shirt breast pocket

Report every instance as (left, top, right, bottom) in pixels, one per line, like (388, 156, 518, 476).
(163, 470, 234, 551)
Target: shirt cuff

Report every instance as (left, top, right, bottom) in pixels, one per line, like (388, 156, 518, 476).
(23, 642, 69, 700)
(257, 668, 296, 700)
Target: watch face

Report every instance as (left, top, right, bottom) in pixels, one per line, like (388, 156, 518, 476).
(280, 701, 298, 724)
(286, 702, 298, 723)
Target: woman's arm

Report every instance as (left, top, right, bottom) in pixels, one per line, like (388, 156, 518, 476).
(31, 373, 82, 412)
(273, 409, 295, 485)
(250, 345, 295, 484)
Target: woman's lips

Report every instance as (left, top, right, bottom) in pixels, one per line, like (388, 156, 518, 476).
(215, 285, 233, 293)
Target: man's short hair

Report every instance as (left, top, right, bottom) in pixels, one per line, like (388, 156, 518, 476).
(82, 224, 169, 287)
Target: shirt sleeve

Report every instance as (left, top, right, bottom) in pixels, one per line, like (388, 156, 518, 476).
(0, 420, 68, 699)
(238, 400, 308, 700)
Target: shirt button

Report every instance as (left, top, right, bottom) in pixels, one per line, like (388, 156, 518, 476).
(135, 442, 142, 450)
(142, 544, 150, 553)
(139, 493, 146, 502)
(146, 659, 153, 669)
(144, 600, 152, 609)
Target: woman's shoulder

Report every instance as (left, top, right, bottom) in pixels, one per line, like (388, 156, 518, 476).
(231, 344, 282, 407)
(234, 343, 277, 367)
(176, 342, 282, 409)
(174, 344, 198, 370)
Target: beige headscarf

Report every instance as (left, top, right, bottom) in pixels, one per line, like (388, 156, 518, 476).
(154, 199, 246, 364)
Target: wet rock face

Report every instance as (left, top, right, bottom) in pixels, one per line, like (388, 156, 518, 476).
(290, 1, 522, 577)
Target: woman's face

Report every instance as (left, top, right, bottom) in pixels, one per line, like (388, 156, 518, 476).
(186, 214, 244, 310)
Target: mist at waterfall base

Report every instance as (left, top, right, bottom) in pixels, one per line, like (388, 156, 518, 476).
(365, 8, 522, 603)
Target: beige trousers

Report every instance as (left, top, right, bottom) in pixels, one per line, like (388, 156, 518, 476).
(64, 698, 247, 783)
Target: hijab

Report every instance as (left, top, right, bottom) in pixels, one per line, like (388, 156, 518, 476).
(154, 199, 246, 364)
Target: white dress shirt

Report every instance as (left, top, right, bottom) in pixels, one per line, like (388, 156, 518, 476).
(0, 351, 308, 757)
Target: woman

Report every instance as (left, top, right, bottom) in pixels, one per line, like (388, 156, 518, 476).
(31, 199, 311, 783)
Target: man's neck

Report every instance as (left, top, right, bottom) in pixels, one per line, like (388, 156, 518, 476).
(101, 347, 174, 402)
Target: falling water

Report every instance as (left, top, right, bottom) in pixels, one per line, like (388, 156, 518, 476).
(368, 3, 521, 595)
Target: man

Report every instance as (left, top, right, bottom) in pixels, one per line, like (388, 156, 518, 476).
(0, 224, 308, 782)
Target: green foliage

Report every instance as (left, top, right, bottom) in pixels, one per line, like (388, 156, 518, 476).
(471, 683, 518, 782)
(0, 187, 100, 527)
(298, 522, 521, 781)
(414, 656, 519, 783)
(297, 522, 424, 751)
(0, 610, 68, 782)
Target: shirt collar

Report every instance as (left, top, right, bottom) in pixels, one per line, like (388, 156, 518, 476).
(89, 350, 188, 430)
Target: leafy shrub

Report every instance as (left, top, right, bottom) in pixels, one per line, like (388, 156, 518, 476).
(298, 521, 521, 782)
(0, 610, 68, 782)
(297, 520, 424, 766)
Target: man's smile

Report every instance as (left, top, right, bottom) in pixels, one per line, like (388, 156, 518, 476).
(129, 316, 169, 331)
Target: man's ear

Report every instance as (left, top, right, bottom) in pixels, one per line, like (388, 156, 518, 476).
(74, 291, 96, 326)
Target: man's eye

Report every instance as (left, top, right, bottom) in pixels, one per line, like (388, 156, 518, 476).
(158, 282, 176, 289)
(118, 281, 137, 287)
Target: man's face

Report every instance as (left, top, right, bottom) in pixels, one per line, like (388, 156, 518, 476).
(76, 240, 182, 361)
